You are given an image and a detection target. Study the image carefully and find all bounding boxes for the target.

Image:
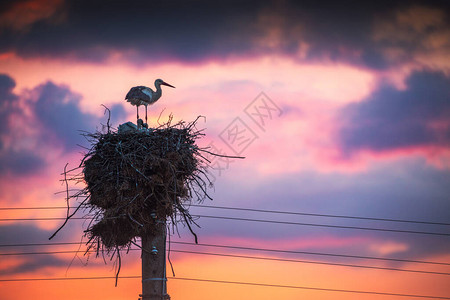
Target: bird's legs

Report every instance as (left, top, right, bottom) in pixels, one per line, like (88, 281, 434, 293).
(145, 106, 148, 125)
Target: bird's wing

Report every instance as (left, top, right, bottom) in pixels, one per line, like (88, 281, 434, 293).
(141, 88, 153, 98)
(125, 86, 152, 104)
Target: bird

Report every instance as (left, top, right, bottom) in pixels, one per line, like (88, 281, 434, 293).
(125, 79, 175, 125)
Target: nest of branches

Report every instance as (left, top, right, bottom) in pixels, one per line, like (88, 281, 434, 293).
(50, 117, 224, 258)
(82, 123, 206, 248)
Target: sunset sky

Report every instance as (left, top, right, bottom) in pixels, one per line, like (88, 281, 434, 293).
(0, 0, 450, 299)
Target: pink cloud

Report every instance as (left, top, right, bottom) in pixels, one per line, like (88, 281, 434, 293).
(1, 51, 448, 179)
(0, 0, 66, 32)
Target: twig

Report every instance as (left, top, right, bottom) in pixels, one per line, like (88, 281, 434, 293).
(198, 148, 245, 159)
(49, 164, 71, 240)
(115, 246, 121, 286)
(167, 229, 176, 277)
(157, 108, 167, 126)
(128, 213, 144, 227)
(182, 213, 198, 244)
(101, 104, 111, 133)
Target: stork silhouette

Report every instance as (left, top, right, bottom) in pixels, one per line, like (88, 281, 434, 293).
(125, 79, 175, 125)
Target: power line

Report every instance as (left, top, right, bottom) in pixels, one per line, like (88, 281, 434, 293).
(170, 250, 450, 276)
(0, 206, 71, 210)
(190, 204, 450, 226)
(0, 250, 87, 256)
(193, 215, 450, 237)
(0, 242, 82, 248)
(1, 215, 448, 236)
(0, 275, 139, 282)
(2, 204, 449, 226)
(0, 217, 84, 221)
(1, 248, 448, 276)
(1, 241, 449, 266)
(171, 277, 450, 299)
(0, 275, 449, 299)
(171, 250, 450, 276)
(172, 241, 450, 266)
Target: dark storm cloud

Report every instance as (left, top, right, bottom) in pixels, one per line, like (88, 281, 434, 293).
(0, 74, 106, 176)
(0, 222, 66, 245)
(0, 0, 264, 63)
(2, 255, 67, 275)
(0, 73, 18, 134)
(338, 71, 450, 154)
(0, 74, 44, 175)
(296, 1, 450, 68)
(0, 221, 139, 276)
(0, 149, 44, 175)
(0, 223, 71, 275)
(34, 81, 96, 149)
(0, 74, 16, 100)
(0, 0, 448, 68)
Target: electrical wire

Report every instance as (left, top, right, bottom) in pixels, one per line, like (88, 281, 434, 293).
(170, 250, 450, 276)
(192, 215, 450, 236)
(0, 276, 139, 282)
(0, 172, 447, 300)
(171, 277, 450, 299)
(0, 241, 449, 266)
(172, 241, 450, 266)
(0, 242, 82, 248)
(189, 204, 450, 226)
(0, 206, 69, 210)
(1, 204, 448, 226)
(0, 276, 449, 299)
(0, 215, 448, 236)
(0, 217, 86, 221)
(1, 248, 447, 276)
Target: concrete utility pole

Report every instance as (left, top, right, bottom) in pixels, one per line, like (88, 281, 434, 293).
(140, 221, 167, 300)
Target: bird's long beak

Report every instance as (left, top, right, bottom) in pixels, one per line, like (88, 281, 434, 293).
(161, 81, 175, 88)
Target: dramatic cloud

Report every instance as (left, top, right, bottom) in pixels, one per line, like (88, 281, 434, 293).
(372, 5, 450, 70)
(1, 255, 67, 275)
(0, 73, 16, 99)
(0, 74, 44, 175)
(0, 0, 263, 63)
(0, 0, 66, 32)
(0, 223, 69, 275)
(0, 73, 114, 176)
(33, 81, 96, 149)
(338, 70, 450, 155)
(0, 73, 18, 134)
(0, 149, 44, 175)
(0, 2, 449, 298)
(0, 0, 448, 69)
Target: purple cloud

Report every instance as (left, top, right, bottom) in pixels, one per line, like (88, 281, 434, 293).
(0, 74, 126, 176)
(0, 223, 76, 275)
(0, 74, 44, 175)
(33, 81, 96, 149)
(0, 74, 18, 135)
(338, 71, 450, 154)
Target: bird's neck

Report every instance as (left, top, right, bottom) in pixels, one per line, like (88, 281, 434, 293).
(154, 83, 162, 97)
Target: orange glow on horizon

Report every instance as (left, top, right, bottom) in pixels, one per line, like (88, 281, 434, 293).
(1, 251, 449, 300)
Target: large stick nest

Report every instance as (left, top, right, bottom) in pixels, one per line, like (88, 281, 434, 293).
(83, 123, 204, 249)
(51, 117, 222, 255)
